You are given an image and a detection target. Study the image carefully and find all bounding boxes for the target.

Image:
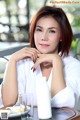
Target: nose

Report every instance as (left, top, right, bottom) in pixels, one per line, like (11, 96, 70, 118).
(41, 32, 48, 41)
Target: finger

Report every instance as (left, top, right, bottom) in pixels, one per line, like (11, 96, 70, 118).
(23, 48, 37, 62)
(25, 47, 40, 54)
(37, 54, 43, 58)
(32, 58, 43, 72)
(27, 51, 38, 62)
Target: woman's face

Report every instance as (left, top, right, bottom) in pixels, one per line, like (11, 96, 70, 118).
(34, 16, 61, 54)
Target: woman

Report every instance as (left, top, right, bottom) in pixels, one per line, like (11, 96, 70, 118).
(1, 6, 80, 108)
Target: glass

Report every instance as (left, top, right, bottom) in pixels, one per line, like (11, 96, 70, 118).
(18, 93, 34, 120)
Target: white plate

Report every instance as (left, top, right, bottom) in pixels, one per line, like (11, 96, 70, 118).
(0, 106, 30, 118)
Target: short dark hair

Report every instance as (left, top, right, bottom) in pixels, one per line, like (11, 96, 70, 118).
(30, 6, 73, 55)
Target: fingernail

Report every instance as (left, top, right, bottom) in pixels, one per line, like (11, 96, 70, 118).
(33, 68, 35, 72)
(31, 67, 33, 70)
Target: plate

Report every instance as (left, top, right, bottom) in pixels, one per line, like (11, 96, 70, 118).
(0, 105, 30, 119)
(52, 107, 78, 120)
(9, 106, 30, 118)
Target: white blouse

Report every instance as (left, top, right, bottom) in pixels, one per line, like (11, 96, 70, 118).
(16, 55, 80, 108)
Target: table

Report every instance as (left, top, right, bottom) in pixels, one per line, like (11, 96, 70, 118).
(1, 107, 78, 120)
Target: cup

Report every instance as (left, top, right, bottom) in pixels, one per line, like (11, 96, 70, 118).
(19, 93, 34, 120)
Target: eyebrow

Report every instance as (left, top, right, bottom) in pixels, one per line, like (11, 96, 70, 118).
(36, 25, 57, 30)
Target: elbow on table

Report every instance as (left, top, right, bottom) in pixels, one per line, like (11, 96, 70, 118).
(2, 98, 17, 107)
(2, 93, 18, 107)
(1, 85, 18, 107)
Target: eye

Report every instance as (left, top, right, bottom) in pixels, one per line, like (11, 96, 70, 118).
(35, 28, 42, 32)
(49, 30, 56, 33)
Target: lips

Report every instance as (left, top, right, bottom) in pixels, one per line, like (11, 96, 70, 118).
(40, 44, 49, 48)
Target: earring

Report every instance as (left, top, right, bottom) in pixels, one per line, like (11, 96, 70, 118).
(60, 40, 62, 42)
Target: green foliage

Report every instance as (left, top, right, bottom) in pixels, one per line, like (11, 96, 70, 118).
(72, 16, 80, 27)
(72, 40, 77, 48)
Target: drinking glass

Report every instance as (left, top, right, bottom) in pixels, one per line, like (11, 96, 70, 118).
(19, 93, 34, 120)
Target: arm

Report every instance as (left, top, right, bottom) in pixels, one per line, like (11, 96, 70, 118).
(2, 47, 40, 106)
(51, 56, 75, 107)
(2, 58, 18, 106)
(51, 54, 66, 96)
(32, 54, 66, 96)
(32, 54, 75, 107)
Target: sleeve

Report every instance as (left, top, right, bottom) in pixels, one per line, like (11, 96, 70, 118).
(65, 60, 80, 99)
(51, 86, 75, 108)
(16, 60, 27, 95)
(16, 59, 33, 95)
(51, 58, 80, 108)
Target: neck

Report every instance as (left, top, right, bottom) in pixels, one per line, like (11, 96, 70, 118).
(41, 62, 52, 69)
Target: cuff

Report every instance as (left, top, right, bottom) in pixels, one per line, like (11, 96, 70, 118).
(51, 86, 75, 108)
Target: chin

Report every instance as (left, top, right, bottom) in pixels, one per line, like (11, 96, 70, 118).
(39, 51, 48, 54)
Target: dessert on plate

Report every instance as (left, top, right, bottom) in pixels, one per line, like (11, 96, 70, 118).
(0, 104, 25, 116)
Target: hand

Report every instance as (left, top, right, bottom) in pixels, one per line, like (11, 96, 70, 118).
(10, 47, 40, 62)
(32, 53, 66, 96)
(32, 54, 62, 71)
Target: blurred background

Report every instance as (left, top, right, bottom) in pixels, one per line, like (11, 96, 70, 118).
(0, 0, 80, 83)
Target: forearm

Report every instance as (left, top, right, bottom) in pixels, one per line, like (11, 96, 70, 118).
(2, 58, 18, 106)
(51, 56, 66, 96)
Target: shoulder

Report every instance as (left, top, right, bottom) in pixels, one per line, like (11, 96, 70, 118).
(62, 55, 80, 67)
(62, 55, 80, 74)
